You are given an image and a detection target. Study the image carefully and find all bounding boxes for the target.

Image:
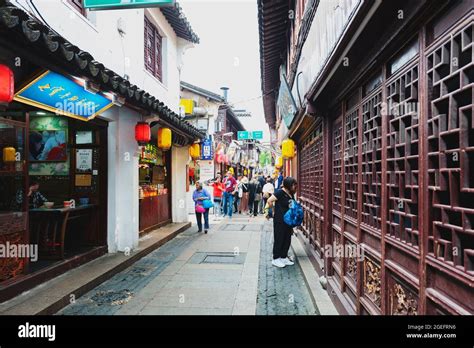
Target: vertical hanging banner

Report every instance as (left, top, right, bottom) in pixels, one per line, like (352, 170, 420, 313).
(84, 0, 175, 10)
(201, 136, 213, 161)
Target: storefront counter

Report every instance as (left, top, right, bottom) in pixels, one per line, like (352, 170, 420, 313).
(139, 194, 170, 233)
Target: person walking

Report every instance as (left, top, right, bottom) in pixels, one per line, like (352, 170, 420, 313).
(248, 175, 262, 217)
(262, 177, 275, 217)
(193, 181, 211, 234)
(276, 172, 284, 190)
(222, 170, 237, 218)
(265, 177, 298, 268)
(257, 172, 266, 214)
(233, 175, 242, 214)
(239, 175, 249, 214)
(208, 174, 225, 219)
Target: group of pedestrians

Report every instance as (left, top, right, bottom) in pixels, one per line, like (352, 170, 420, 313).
(192, 171, 299, 269)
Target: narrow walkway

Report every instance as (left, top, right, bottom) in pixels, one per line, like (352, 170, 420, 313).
(257, 220, 319, 315)
(58, 214, 319, 315)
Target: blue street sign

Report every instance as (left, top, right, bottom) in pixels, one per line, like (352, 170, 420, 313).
(201, 136, 213, 160)
(252, 131, 263, 139)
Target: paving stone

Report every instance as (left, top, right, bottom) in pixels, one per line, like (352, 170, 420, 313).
(256, 227, 318, 315)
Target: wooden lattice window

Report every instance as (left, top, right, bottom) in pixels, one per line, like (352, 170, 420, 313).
(333, 120, 343, 213)
(361, 90, 383, 231)
(386, 64, 420, 247)
(299, 118, 324, 249)
(427, 21, 474, 274)
(144, 17, 163, 82)
(344, 107, 359, 221)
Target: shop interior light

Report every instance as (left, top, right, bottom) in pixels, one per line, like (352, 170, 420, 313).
(0, 64, 14, 103)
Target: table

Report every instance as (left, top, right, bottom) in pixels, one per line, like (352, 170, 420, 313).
(29, 204, 97, 259)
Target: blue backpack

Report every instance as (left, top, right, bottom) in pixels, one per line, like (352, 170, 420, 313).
(284, 199, 304, 227)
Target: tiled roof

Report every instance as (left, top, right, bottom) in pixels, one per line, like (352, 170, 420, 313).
(258, 0, 291, 128)
(0, 4, 205, 143)
(180, 81, 224, 102)
(161, 2, 199, 44)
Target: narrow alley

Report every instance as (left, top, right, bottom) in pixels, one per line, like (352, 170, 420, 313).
(57, 214, 324, 315)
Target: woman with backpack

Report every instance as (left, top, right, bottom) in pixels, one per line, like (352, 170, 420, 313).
(265, 176, 298, 268)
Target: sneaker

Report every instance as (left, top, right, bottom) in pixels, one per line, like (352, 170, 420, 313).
(272, 258, 286, 268)
(281, 257, 294, 266)
(204, 230, 208, 234)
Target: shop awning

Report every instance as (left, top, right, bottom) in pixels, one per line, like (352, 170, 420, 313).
(0, 4, 205, 143)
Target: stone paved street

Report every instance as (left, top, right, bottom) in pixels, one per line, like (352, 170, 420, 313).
(58, 215, 321, 315)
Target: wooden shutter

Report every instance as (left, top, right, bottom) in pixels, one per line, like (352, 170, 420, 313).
(144, 17, 156, 76)
(155, 30, 163, 82)
(144, 17, 163, 82)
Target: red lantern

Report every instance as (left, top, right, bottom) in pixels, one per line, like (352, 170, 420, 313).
(135, 122, 151, 146)
(0, 64, 14, 103)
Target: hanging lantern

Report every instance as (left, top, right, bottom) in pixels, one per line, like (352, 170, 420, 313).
(275, 155, 283, 169)
(135, 122, 151, 146)
(189, 143, 200, 159)
(0, 64, 14, 103)
(157, 128, 172, 151)
(216, 152, 224, 164)
(282, 139, 295, 159)
(2, 147, 16, 162)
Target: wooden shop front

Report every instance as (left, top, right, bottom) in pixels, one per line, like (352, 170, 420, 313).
(292, 1, 474, 315)
(138, 143, 172, 233)
(0, 108, 109, 302)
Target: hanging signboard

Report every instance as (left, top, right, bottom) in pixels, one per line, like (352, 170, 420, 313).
(84, 0, 175, 10)
(201, 136, 213, 161)
(277, 70, 298, 128)
(14, 71, 113, 121)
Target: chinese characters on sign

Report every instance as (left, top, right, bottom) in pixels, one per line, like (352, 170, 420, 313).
(14, 71, 113, 121)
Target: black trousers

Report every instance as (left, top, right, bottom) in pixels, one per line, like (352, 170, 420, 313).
(273, 221, 293, 259)
(252, 200, 260, 216)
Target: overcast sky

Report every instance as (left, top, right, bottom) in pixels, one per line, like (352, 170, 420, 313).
(179, 0, 269, 141)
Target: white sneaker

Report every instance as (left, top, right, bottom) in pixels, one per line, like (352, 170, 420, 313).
(272, 258, 286, 268)
(281, 257, 294, 266)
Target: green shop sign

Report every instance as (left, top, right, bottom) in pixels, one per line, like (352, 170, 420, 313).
(84, 0, 175, 10)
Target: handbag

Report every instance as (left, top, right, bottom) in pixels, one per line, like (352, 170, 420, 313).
(195, 204, 206, 213)
(202, 199, 213, 209)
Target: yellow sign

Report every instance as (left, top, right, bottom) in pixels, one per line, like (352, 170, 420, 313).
(180, 99, 194, 115)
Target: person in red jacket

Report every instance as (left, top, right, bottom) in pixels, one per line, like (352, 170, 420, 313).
(208, 174, 225, 218)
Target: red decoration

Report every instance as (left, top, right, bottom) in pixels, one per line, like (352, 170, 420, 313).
(0, 64, 14, 103)
(135, 122, 151, 145)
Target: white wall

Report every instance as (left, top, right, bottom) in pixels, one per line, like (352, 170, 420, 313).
(290, 0, 361, 107)
(171, 146, 190, 223)
(102, 106, 140, 253)
(13, 0, 187, 113)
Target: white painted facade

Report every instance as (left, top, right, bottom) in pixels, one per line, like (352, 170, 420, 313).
(11, 0, 197, 252)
